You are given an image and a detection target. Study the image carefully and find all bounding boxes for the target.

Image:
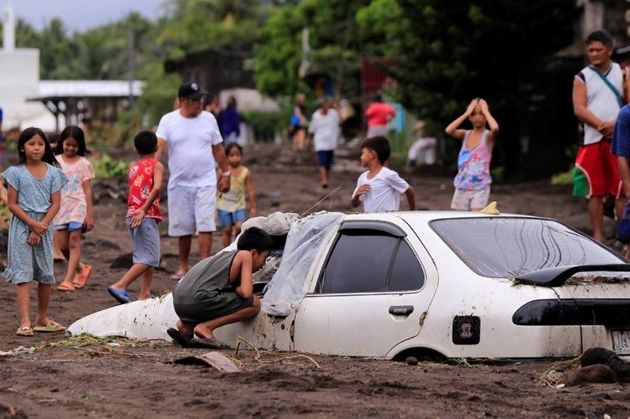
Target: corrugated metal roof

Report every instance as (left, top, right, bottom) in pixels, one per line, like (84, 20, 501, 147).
(29, 80, 145, 99)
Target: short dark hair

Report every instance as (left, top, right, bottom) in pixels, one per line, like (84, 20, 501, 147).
(237, 227, 274, 251)
(133, 130, 157, 155)
(586, 30, 613, 48)
(361, 136, 391, 164)
(225, 142, 243, 156)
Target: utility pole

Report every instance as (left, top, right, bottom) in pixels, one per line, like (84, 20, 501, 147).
(128, 23, 134, 107)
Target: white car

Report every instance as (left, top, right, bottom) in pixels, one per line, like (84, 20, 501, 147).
(69, 211, 630, 359)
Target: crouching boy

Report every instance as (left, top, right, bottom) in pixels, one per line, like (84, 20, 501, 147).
(167, 227, 273, 348)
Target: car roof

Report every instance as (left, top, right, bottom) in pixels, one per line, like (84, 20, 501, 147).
(342, 210, 540, 224)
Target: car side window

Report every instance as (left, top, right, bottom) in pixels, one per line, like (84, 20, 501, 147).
(317, 230, 424, 294)
(389, 239, 425, 291)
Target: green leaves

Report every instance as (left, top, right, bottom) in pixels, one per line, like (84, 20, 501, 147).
(93, 155, 130, 179)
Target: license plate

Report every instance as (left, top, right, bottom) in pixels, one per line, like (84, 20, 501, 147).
(612, 330, 630, 355)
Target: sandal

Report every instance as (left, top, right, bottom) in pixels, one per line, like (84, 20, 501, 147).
(167, 328, 191, 348)
(188, 337, 225, 349)
(57, 282, 75, 292)
(33, 320, 66, 333)
(107, 287, 130, 304)
(72, 264, 92, 289)
(16, 326, 33, 337)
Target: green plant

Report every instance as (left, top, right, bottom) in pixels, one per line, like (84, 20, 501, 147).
(242, 110, 285, 142)
(551, 169, 573, 186)
(93, 154, 130, 178)
(491, 166, 505, 183)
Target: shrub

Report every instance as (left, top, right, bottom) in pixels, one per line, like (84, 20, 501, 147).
(93, 154, 130, 178)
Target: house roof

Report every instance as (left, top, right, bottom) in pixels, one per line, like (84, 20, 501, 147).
(27, 80, 145, 101)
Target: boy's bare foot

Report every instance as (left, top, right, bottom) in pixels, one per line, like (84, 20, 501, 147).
(193, 324, 214, 341)
(169, 271, 186, 280)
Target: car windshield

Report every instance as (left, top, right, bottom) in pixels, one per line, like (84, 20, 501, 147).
(430, 217, 623, 278)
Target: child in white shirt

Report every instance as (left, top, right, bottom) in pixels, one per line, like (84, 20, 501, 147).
(351, 136, 415, 213)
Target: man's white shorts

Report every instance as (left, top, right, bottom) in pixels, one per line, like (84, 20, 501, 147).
(450, 187, 491, 211)
(168, 184, 217, 236)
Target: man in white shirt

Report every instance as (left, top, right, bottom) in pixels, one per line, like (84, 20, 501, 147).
(572, 31, 626, 242)
(308, 97, 341, 189)
(156, 82, 231, 278)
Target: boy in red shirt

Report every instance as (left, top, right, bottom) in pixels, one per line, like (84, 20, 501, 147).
(108, 131, 164, 303)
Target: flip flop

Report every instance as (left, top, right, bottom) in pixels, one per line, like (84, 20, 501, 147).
(188, 337, 224, 349)
(16, 326, 33, 337)
(33, 320, 66, 333)
(170, 271, 186, 280)
(167, 327, 191, 348)
(57, 282, 75, 292)
(107, 287, 130, 304)
(73, 264, 92, 289)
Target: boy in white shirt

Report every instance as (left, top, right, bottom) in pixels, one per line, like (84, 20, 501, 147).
(351, 136, 416, 213)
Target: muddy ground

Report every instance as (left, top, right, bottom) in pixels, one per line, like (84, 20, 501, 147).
(1, 144, 629, 418)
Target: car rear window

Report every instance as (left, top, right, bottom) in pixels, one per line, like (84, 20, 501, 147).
(430, 217, 623, 278)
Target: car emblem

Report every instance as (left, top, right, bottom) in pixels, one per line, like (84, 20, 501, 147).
(459, 323, 473, 339)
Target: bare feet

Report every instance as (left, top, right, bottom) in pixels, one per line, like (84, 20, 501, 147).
(193, 324, 214, 340)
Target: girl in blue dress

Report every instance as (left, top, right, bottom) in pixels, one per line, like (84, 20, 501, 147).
(3, 127, 67, 336)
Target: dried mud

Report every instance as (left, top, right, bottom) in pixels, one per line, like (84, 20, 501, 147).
(1, 144, 629, 418)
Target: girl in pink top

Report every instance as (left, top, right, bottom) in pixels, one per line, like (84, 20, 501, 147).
(53, 126, 95, 292)
(444, 98, 499, 211)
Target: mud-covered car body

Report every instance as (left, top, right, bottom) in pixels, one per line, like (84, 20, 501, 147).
(69, 211, 630, 359)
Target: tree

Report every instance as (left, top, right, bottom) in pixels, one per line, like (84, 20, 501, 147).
(255, 0, 367, 100)
(356, 0, 577, 176)
(157, 0, 267, 58)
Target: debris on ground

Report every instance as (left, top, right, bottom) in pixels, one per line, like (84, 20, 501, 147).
(174, 351, 242, 373)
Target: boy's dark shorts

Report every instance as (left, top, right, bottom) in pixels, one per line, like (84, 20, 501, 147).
(173, 292, 254, 324)
(317, 150, 334, 169)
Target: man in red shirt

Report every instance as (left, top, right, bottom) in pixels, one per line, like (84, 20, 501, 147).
(365, 94, 396, 138)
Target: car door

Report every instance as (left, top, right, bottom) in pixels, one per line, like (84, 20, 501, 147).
(293, 219, 439, 357)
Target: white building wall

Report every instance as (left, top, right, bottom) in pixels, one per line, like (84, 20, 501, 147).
(0, 48, 54, 130)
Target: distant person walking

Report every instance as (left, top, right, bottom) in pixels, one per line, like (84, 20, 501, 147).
(53, 126, 94, 292)
(219, 96, 241, 145)
(108, 131, 164, 303)
(444, 98, 499, 211)
(290, 93, 308, 151)
(309, 97, 341, 190)
(156, 82, 231, 279)
(204, 95, 222, 121)
(365, 94, 395, 138)
(573, 30, 626, 242)
(3, 127, 67, 336)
